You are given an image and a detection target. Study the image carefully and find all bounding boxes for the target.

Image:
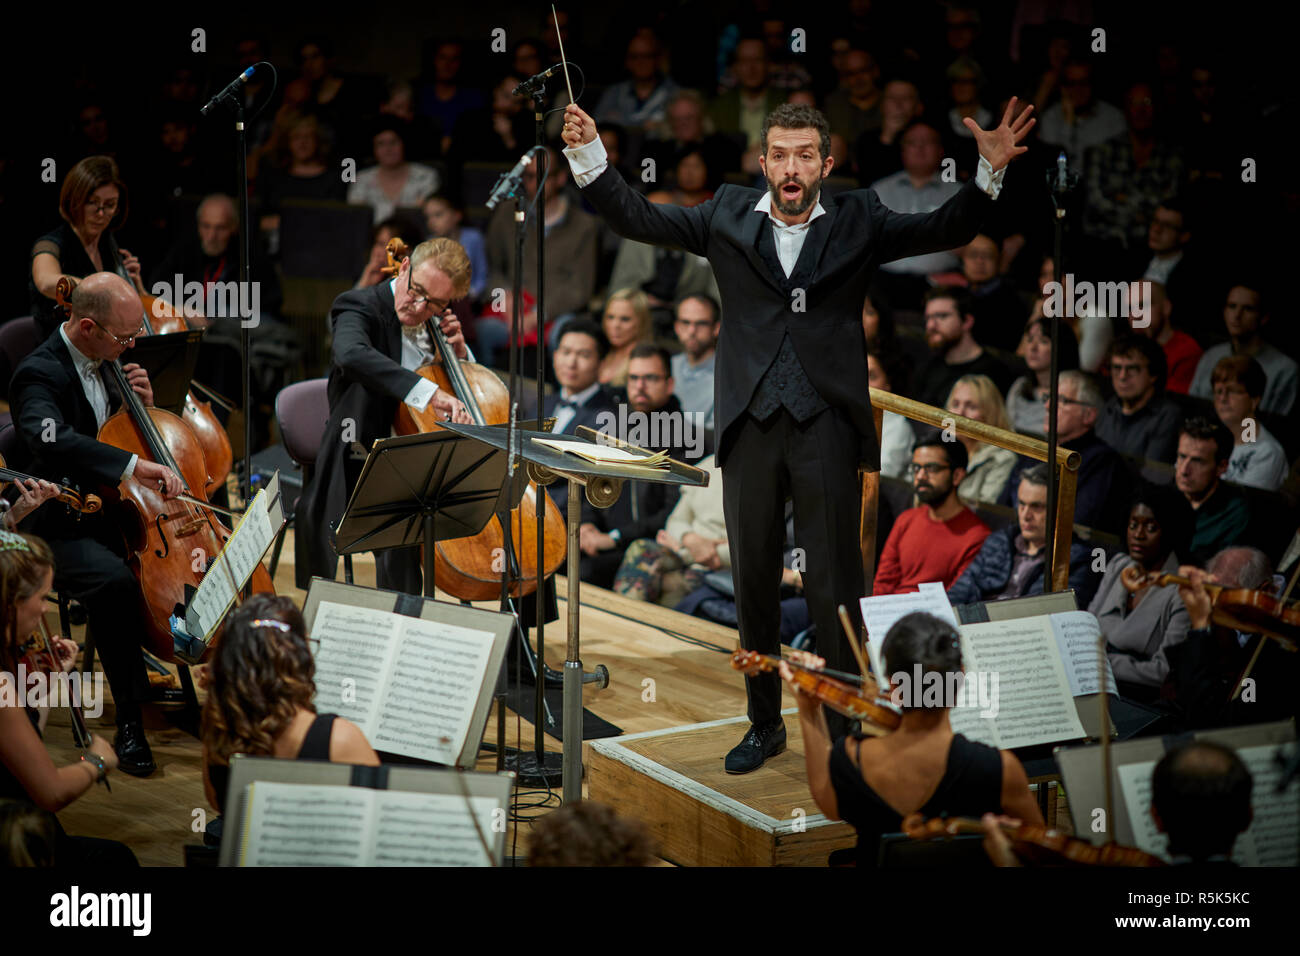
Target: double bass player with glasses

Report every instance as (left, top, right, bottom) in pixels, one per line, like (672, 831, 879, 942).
(8, 273, 184, 777)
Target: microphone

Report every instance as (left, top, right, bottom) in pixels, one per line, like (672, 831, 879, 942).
(201, 66, 257, 116)
(485, 150, 537, 210)
(1055, 151, 1068, 193)
(512, 64, 563, 97)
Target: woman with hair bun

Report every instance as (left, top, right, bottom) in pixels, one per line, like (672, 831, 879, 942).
(201, 593, 379, 815)
(783, 611, 1042, 865)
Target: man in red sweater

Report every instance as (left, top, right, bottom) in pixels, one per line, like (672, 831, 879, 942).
(874, 432, 990, 594)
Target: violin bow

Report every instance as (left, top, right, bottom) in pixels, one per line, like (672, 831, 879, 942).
(836, 604, 872, 683)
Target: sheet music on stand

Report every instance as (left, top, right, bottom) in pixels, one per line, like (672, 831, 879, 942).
(173, 472, 286, 662)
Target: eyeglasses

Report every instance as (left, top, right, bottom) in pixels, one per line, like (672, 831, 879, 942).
(85, 199, 119, 215)
(89, 316, 145, 345)
(907, 462, 952, 477)
(407, 268, 449, 311)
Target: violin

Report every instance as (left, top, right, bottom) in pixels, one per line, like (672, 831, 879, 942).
(54, 278, 274, 663)
(383, 238, 566, 601)
(900, 814, 1166, 867)
(19, 615, 106, 790)
(730, 650, 902, 733)
(1122, 567, 1300, 651)
(0, 453, 101, 516)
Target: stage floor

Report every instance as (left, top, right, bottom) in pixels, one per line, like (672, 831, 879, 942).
(45, 527, 798, 865)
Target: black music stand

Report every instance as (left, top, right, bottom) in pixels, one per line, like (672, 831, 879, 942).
(332, 431, 515, 600)
(441, 421, 709, 801)
(124, 329, 203, 417)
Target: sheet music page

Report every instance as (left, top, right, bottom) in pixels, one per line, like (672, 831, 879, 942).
(187, 551, 238, 639)
(960, 618, 1086, 749)
(223, 485, 275, 586)
(371, 617, 496, 764)
(238, 782, 375, 866)
(946, 698, 1002, 749)
(310, 601, 404, 733)
(371, 791, 498, 866)
(1232, 742, 1299, 866)
(1116, 760, 1169, 860)
(860, 583, 960, 681)
(1049, 611, 1118, 696)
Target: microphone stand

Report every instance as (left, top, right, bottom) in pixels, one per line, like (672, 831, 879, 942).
(1043, 154, 1079, 580)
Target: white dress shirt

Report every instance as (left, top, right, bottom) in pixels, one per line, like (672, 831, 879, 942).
(58, 325, 136, 479)
(553, 381, 602, 434)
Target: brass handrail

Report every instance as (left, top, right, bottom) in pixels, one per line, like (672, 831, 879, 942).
(861, 389, 1080, 594)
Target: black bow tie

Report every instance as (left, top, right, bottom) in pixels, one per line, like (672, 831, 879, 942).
(557, 397, 580, 410)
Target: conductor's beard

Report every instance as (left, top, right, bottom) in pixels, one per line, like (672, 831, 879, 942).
(767, 170, 822, 217)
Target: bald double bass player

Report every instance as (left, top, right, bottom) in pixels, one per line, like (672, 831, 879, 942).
(8, 273, 184, 777)
(296, 237, 474, 594)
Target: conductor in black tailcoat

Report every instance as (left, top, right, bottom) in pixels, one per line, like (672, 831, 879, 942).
(560, 98, 1036, 772)
(295, 239, 473, 593)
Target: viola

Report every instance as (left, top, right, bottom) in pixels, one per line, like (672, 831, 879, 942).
(0, 453, 101, 516)
(383, 238, 566, 601)
(900, 814, 1166, 867)
(54, 277, 274, 663)
(1122, 567, 1300, 651)
(730, 650, 902, 733)
(19, 615, 106, 790)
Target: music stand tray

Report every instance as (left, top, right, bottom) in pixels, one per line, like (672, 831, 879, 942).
(333, 430, 512, 599)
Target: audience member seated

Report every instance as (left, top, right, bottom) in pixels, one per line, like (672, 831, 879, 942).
(871, 125, 964, 305)
(948, 463, 1097, 608)
(823, 49, 883, 147)
(913, 286, 1014, 411)
(443, 73, 535, 192)
(1081, 81, 1184, 260)
(0, 530, 137, 867)
(789, 614, 1043, 868)
(1134, 280, 1202, 395)
(1175, 417, 1251, 565)
(855, 79, 924, 186)
(347, 117, 441, 225)
(614, 454, 723, 606)
(607, 234, 720, 333)
(645, 146, 714, 208)
(481, 148, 599, 364)
(1135, 198, 1213, 346)
(946, 375, 1018, 506)
(374, 78, 441, 163)
(708, 38, 785, 173)
(669, 293, 719, 431)
(1190, 283, 1296, 415)
(1005, 316, 1079, 438)
(527, 800, 656, 867)
(577, 346, 688, 589)
(256, 112, 347, 241)
(1027, 255, 1112, 373)
(201, 594, 380, 818)
(1036, 59, 1126, 160)
(422, 192, 486, 302)
(958, 234, 1026, 352)
(868, 346, 914, 480)
(1163, 547, 1299, 730)
(875, 433, 990, 595)
(597, 289, 654, 389)
(414, 40, 485, 151)
(1000, 371, 1131, 536)
(540, 318, 619, 507)
(1150, 741, 1254, 866)
(1088, 482, 1195, 699)
(1095, 333, 1183, 465)
(942, 57, 994, 176)
(643, 90, 742, 191)
(1212, 355, 1289, 492)
(593, 32, 679, 133)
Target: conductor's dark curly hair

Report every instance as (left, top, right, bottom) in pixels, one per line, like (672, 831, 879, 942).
(527, 801, 657, 867)
(201, 594, 315, 767)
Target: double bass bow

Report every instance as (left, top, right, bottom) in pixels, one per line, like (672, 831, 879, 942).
(382, 238, 566, 601)
(54, 278, 274, 663)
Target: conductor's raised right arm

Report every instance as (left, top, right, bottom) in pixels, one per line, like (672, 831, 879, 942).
(561, 103, 714, 258)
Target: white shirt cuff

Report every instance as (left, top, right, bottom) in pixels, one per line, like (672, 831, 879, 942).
(122, 455, 138, 480)
(974, 156, 1005, 199)
(403, 377, 438, 412)
(563, 137, 609, 188)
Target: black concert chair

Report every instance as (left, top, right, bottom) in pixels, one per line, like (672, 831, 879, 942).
(0, 316, 42, 401)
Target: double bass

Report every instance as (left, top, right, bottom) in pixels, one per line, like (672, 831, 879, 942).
(384, 239, 566, 601)
(55, 278, 273, 662)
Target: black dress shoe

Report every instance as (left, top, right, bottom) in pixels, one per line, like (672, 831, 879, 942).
(724, 720, 787, 774)
(113, 722, 156, 777)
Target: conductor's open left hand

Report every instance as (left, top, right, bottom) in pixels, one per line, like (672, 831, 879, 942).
(964, 96, 1035, 171)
